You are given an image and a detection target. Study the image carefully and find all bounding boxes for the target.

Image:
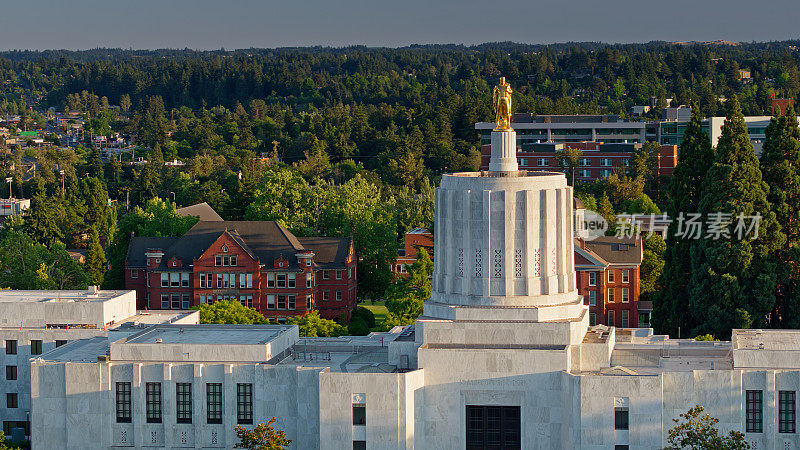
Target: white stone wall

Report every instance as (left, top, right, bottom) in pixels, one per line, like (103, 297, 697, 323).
(0, 328, 108, 431)
(31, 360, 323, 449)
(431, 172, 577, 310)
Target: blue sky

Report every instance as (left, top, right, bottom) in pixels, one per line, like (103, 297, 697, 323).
(1, 0, 798, 50)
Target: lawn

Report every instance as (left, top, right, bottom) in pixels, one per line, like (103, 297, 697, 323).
(361, 301, 389, 329)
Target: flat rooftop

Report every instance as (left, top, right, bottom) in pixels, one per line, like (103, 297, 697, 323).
(38, 336, 111, 363)
(277, 332, 401, 373)
(0, 289, 128, 303)
(112, 310, 198, 327)
(732, 329, 800, 351)
(122, 324, 293, 345)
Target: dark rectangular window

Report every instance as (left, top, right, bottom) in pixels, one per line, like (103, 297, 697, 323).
(5, 366, 16, 381)
(746, 390, 763, 433)
(207, 383, 222, 424)
(353, 404, 366, 425)
(30, 340, 42, 355)
(176, 383, 192, 424)
(353, 441, 366, 450)
(5, 340, 16, 354)
(55, 340, 67, 347)
(237, 383, 253, 424)
(6, 393, 17, 408)
(116, 382, 132, 423)
(146, 382, 162, 423)
(465, 405, 520, 450)
(780, 390, 796, 434)
(614, 408, 629, 430)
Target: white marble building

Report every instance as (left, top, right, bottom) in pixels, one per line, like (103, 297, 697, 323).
(0, 288, 198, 441)
(27, 128, 800, 449)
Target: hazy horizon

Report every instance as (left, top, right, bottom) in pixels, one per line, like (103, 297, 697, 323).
(0, 0, 798, 51)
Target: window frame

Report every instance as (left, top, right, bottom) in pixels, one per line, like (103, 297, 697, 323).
(206, 383, 223, 424)
(146, 382, 162, 423)
(176, 382, 192, 424)
(746, 389, 763, 433)
(6, 392, 18, 409)
(621, 288, 629, 303)
(608, 288, 615, 303)
(116, 382, 132, 423)
(621, 269, 630, 283)
(237, 383, 253, 425)
(588, 272, 596, 286)
(352, 403, 366, 426)
(614, 408, 629, 430)
(30, 339, 42, 355)
(5, 340, 17, 355)
(780, 390, 796, 434)
(5, 365, 17, 380)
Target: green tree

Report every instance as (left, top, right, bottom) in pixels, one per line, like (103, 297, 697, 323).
(664, 405, 748, 450)
(85, 228, 106, 286)
(347, 316, 370, 335)
(760, 106, 800, 327)
(555, 146, 582, 186)
(385, 248, 433, 324)
(640, 234, 666, 298)
(103, 198, 199, 289)
(653, 108, 715, 337)
(0, 231, 88, 289)
(192, 300, 267, 324)
(289, 311, 346, 337)
(234, 418, 291, 450)
(351, 306, 376, 329)
(689, 96, 784, 338)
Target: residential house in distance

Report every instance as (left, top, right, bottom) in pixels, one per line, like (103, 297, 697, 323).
(0, 288, 198, 442)
(124, 220, 357, 321)
(393, 227, 433, 275)
(0, 198, 30, 217)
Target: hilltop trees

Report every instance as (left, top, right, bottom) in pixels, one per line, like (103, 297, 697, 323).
(688, 96, 783, 338)
(653, 109, 715, 336)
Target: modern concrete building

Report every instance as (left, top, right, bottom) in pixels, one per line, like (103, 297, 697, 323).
(476, 110, 792, 158)
(0, 288, 198, 441)
(28, 117, 800, 449)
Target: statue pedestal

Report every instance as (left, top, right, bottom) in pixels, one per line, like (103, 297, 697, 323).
(488, 130, 518, 172)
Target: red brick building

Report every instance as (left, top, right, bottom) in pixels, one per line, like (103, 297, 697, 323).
(574, 236, 643, 328)
(392, 228, 434, 276)
(124, 221, 357, 321)
(480, 141, 677, 180)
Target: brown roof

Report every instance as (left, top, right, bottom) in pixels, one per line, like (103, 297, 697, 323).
(175, 202, 224, 221)
(582, 236, 643, 266)
(127, 221, 351, 270)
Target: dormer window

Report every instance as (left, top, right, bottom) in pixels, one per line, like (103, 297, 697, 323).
(306, 260, 311, 267)
(222, 245, 228, 253)
(171, 261, 177, 267)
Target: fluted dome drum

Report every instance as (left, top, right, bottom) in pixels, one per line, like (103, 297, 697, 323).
(431, 169, 578, 308)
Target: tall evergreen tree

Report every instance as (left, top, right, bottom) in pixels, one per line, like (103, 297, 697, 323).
(688, 96, 784, 338)
(652, 109, 715, 336)
(85, 227, 106, 286)
(760, 106, 800, 326)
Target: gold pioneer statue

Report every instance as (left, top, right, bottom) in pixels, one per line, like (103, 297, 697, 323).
(493, 76, 513, 131)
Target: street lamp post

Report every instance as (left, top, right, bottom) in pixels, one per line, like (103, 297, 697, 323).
(5, 177, 11, 200)
(59, 170, 65, 195)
